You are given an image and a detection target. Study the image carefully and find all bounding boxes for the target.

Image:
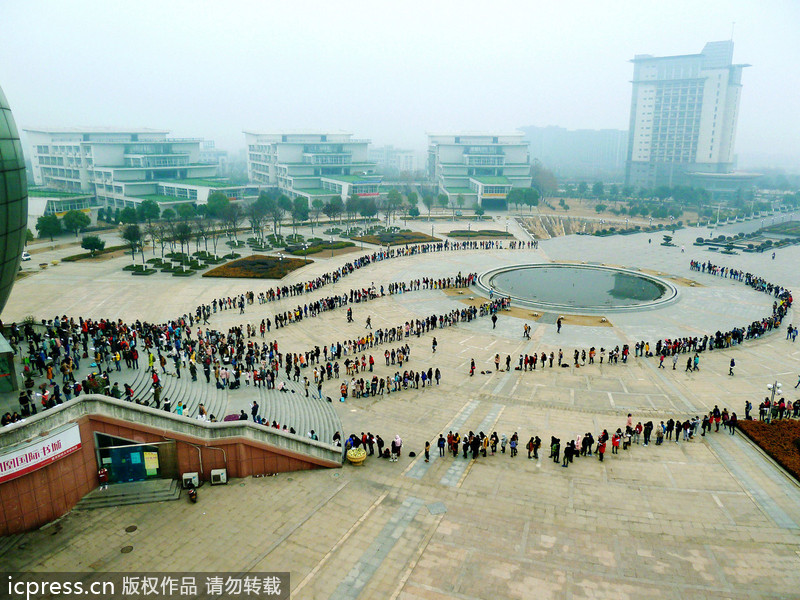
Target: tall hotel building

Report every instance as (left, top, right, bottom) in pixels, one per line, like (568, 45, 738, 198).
(625, 41, 752, 193)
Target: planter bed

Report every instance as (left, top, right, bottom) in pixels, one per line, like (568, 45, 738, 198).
(288, 241, 355, 255)
(203, 254, 310, 279)
(447, 229, 515, 239)
(354, 232, 440, 246)
(738, 419, 800, 483)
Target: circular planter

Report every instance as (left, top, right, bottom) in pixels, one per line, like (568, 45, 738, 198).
(346, 448, 367, 466)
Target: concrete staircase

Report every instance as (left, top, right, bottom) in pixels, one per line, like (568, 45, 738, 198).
(74, 479, 182, 510)
(30, 353, 342, 451)
(128, 364, 228, 422)
(254, 379, 343, 444)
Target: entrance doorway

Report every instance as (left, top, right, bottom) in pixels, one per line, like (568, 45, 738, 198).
(94, 433, 177, 484)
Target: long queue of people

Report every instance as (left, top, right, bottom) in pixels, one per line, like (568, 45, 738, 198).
(358, 406, 740, 474)
(190, 241, 502, 325)
(482, 259, 793, 377)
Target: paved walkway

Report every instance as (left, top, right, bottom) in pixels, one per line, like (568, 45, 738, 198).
(2, 215, 799, 599)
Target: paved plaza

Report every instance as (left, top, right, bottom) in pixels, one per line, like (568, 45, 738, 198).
(2, 214, 800, 599)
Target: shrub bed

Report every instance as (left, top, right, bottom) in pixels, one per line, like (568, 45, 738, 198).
(61, 244, 129, 262)
(447, 229, 515, 238)
(288, 241, 355, 255)
(354, 232, 440, 246)
(123, 264, 152, 272)
(172, 270, 197, 277)
(131, 269, 157, 276)
(738, 419, 800, 483)
(203, 255, 310, 279)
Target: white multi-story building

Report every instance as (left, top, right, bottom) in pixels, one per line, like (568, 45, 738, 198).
(244, 131, 382, 203)
(26, 188, 96, 231)
(427, 133, 532, 208)
(24, 128, 254, 211)
(369, 145, 418, 174)
(198, 139, 229, 172)
(625, 41, 751, 191)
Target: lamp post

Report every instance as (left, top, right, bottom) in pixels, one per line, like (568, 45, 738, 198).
(330, 235, 334, 259)
(766, 381, 781, 423)
(431, 224, 434, 240)
(303, 242, 309, 265)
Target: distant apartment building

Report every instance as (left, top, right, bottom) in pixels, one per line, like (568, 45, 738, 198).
(23, 128, 254, 211)
(369, 145, 418, 174)
(198, 139, 229, 172)
(520, 126, 628, 179)
(244, 131, 382, 202)
(625, 40, 756, 195)
(427, 133, 531, 208)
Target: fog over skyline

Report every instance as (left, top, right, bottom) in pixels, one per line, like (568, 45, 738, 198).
(2, 0, 798, 171)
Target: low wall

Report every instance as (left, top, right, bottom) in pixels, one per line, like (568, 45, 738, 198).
(0, 395, 342, 535)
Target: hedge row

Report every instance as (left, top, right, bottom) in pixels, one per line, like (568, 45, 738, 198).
(61, 244, 129, 262)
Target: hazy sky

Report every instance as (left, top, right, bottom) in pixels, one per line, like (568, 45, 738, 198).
(1, 0, 798, 169)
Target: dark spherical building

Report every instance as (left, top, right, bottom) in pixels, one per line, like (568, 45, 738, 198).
(0, 84, 28, 316)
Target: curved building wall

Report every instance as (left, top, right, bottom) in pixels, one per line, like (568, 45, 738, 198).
(0, 84, 28, 315)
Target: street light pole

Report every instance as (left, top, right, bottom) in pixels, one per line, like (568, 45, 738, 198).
(766, 381, 782, 423)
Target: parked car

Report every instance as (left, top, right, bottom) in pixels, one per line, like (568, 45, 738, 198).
(21, 251, 31, 261)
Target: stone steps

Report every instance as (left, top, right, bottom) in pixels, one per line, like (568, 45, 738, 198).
(75, 479, 181, 510)
(253, 378, 342, 443)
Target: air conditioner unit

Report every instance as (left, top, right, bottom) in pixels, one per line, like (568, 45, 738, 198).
(182, 472, 199, 488)
(210, 469, 227, 485)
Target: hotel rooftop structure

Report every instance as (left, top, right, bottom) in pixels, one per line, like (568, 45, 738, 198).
(244, 131, 382, 202)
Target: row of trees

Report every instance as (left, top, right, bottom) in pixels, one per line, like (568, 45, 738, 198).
(37, 181, 548, 248)
(35, 209, 91, 241)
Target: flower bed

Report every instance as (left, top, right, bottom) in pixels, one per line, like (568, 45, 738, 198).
(738, 419, 800, 482)
(354, 232, 440, 246)
(288, 241, 355, 255)
(447, 229, 514, 238)
(203, 255, 310, 279)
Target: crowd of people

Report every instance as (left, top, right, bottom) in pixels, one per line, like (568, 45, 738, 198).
(1, 250, 795, 459)
(476, 259, 794, 379)
(353, 405, 743, 472)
